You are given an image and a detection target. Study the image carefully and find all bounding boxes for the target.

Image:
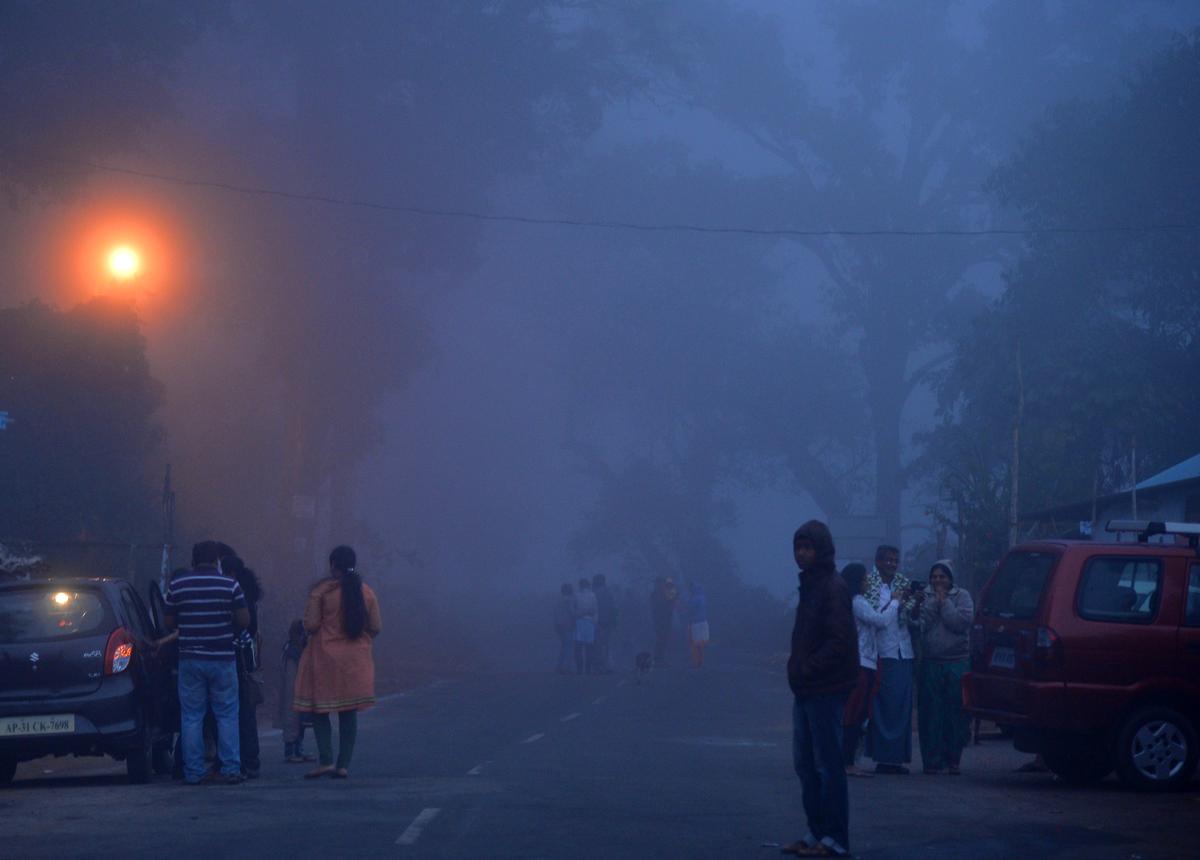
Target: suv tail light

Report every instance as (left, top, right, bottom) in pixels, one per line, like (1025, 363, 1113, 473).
(104, 627, 134, 675)
(1031, 626, 1063, 681)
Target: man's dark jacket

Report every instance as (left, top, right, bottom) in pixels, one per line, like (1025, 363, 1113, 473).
(787, 520, 859, 697)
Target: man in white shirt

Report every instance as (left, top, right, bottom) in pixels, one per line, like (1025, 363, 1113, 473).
(862, 545, 918, 774)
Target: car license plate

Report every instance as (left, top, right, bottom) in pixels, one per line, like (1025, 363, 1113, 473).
(0, 714, 75, 737)
(989, 646, 1016, 670)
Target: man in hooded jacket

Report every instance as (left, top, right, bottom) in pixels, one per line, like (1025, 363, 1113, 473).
(783, 520, 858, 857)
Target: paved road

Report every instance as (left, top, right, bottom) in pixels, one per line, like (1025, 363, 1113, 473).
(3, 654, 1198, 859)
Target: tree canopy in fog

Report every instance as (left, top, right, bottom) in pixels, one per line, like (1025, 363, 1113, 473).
(0, 1, 1197, 634)
(0, 299, 162, 542)
(922, 35, 1200, 580)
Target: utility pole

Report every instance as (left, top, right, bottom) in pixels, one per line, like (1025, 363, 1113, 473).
(1008, 341, 1024, 547)
(159, 464, 175, 592)
(1130, 434, 1138, 520)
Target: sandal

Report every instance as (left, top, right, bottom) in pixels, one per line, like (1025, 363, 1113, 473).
(286, 755, 306, 764)
(332, 768, 349, 779)
(947, 766, 961, 776)
(795, 845, 835, 857)
(782, 838, 834, 856)
(304, 765, 335, 779)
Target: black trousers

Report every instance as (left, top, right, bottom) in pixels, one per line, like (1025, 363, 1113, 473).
(237, 675, 260, 772)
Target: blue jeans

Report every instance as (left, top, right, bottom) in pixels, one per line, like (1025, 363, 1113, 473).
(179, 659, 241, 782)
(793, 692, 850, 854)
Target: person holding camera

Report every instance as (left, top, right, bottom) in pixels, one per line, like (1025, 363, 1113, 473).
(916, 560, 974, 775)
(863, 545, 919, 775)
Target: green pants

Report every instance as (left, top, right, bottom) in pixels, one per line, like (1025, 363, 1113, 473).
(917, 658, 969, 771)
(312, 710, 358, 769)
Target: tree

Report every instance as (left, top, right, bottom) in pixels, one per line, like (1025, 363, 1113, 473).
(611, 0, 1195, 541)
(52, 2, 645, 581)
(923, 34, 1200, 579)
(0, 298, 163, 542)
(0, 1, 225, 199)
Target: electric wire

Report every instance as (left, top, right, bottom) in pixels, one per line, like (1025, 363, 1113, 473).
(27, 157, 1200, 240)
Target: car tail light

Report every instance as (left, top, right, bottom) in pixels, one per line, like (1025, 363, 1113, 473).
(104, 627, 134, 675)
(1031, 626, 1063, 680)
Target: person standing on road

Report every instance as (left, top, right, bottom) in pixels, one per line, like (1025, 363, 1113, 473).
(650, 576, 678, 666)
(783, 521, 858, 857)
(864, 544, 918, 775)
(554, 583, 576, 674)
(593, 574, 618, 674)
(164, 540, 250, 785)
(294, 545, 382, 779)
(840, 563, 898, 777)
(916, 560, 974, 775)
(572, 577, 599, 675)
(686, 581, 710, 668)
(220, 554, 264, 779)
(280, 619, 315, 763)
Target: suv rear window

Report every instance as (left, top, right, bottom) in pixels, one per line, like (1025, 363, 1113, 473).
(0, 587, 113, 643)
(982, 551, 1057, 619)
(1077, 557, 1162, 624)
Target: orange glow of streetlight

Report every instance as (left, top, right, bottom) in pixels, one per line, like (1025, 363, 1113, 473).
(106, 245, 142, 281)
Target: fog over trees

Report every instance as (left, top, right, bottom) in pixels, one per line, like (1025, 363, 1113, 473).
(2, 1, 1198, 659)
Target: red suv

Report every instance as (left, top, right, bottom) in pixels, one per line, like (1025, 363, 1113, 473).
(964, 521, 1200, 791)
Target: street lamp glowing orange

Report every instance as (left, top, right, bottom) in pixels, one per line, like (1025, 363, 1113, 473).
(107, 245, 141, 281)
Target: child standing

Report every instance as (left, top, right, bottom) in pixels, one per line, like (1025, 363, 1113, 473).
(280, 619, 314, 762)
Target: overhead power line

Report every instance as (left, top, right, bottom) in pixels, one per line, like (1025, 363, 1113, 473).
(32, 157, 1200, 239)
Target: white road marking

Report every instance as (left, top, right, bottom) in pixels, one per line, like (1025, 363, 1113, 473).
(467, 764, 485, 776)
(521, 732, 546, 744)
(396, 807, 441, 846)
(560, 712, 581, 723)
(592, 696, 606, 705)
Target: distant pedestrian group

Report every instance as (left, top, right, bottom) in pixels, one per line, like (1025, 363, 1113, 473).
(552, 573, 710, 674)
(554, 574, 619, 674)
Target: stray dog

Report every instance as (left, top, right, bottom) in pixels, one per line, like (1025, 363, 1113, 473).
(634, 651, 654, 684)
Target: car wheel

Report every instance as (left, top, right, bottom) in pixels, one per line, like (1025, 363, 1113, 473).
(1115, 706, 1198, 792)
(1042, 746, 1113, 784)
(0, 757, 16, 785)
(126, 735, 153, 784)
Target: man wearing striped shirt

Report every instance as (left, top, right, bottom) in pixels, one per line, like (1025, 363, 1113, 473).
(165, 540, 251, 785)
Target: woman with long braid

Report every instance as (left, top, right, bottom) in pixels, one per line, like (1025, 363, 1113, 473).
(293, 545, 382, 778)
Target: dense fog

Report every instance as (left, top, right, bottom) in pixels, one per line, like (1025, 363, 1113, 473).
(3, 1, 1198, 671)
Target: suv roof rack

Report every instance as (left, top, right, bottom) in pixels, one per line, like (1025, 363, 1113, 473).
(1106, 520, 1200, 547)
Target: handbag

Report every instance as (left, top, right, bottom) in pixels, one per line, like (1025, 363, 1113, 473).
(242, 669, 266, 707)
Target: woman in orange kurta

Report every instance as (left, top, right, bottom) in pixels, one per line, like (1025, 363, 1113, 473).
(293, 545, 382, 778)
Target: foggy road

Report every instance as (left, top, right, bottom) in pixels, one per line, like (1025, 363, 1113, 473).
(3, 653, 1198, 860)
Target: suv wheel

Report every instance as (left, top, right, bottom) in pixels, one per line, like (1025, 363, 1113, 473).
(1114, 706, 1198, 792)
(1042, 746, 1112, 784)
(126, 734, 153, 784)
(0, 757, 16, 785)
